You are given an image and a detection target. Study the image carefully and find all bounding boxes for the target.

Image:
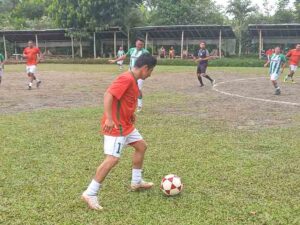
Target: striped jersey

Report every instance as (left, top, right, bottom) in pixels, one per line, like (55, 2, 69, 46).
(126, 48, 149, 69)
(269, 54, 286, 74)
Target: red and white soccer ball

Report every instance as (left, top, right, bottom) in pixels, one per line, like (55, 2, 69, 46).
(160, 174, 183, 196)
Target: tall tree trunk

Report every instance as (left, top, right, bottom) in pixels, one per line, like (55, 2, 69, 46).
(238, 37, 242, 57)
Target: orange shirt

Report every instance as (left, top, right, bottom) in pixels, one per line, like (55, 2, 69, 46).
(23, 47, 40, 65)
(286, 49, 300, 66)
(101, 71, 139, 136)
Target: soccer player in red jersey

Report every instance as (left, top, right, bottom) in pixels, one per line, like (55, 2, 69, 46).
(23, 40, 43, 90)
(284, 44, 300, 83)
(82, 54, 157, 210)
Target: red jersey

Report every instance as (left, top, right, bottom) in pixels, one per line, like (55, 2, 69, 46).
(101, 71, 139, 136)
(286, 49, 300, 66)
(23, 47, 40, 65)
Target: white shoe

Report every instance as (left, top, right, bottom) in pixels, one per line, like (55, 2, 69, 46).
(130, 180, 154, 191)
(81, 192, 103, 210)
(211, 79, 216, 86)
(137, 106, 142, 112)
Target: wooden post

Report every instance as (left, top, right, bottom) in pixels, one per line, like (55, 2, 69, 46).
(145, 32, 148, 49)
(35, 34, 39, 47)
(71, 35, 74, 59)
(93, 32, 96, 59)
(186, 38, 189, 55)
(127, 29, 130, 51)
(114, 31, 117, 58)
(181, 30, 184, 59)
(79, 37, 83, 58)
(259, 29, 262, 59)
(219, 29, 222, 58)
(100, 41, 103, 57)
(3, 35, 7, 60)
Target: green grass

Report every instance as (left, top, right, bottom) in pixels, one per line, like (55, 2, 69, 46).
(1, 65, 300, 225)
(4, 63, 267, 75)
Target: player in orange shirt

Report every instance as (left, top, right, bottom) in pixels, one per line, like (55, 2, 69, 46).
(284, 44, 300, 83)
(81, 54, 157, 210)
(23, 40, 43, 90)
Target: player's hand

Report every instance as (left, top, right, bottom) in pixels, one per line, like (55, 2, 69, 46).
(108, 59, 116, 64)
(130, 114, 136, 124)
(264, 63, 268, 67)
(103, 119, 116, 133)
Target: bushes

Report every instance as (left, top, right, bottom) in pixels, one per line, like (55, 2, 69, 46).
(16, 57, 265, 67)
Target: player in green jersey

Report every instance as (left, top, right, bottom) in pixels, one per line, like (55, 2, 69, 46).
(0, 53, 5, 85)
(264, 46, 286, 95)
(109, 38, 149, 112)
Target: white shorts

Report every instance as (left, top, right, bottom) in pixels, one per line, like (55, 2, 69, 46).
(104, 129, 143, 158)
(270, 73, 280, 81)
(290, 65, 298, 72)
(137, 79, 143, 90)
(117, 61, 124, 65)
(26, 65, 37, 74)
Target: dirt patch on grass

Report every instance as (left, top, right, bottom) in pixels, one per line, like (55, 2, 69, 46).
(0, 69, 299, 129)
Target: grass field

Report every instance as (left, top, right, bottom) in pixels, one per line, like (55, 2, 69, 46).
(1, 65, 300, 225)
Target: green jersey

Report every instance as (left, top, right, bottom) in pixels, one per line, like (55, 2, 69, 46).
(117, 50, 125, 58)
(0, 53, 4, 62)
(269, 53, 286, 74)
(126, 47, 149, 69)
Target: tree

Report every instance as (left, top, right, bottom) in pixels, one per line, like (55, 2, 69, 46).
(226, 0, 256, 56)
(273, 0, 295, 23)
(48, 0, 143, 30)
(145, 0, 224, 25)
(295, 0, 300, 22)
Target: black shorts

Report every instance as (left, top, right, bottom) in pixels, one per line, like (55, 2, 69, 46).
(197, 64, 207, 74)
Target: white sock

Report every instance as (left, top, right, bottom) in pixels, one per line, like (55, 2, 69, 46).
(138, 99, 143, 108)
(131, 169, 142, 184)
(85, 179, 101, 196)
(29, 82, 32, 86)
(36, 78, 40, 82)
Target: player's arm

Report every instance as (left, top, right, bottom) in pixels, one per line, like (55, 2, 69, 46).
(22, 50, 27, 58)
(103, 92, 116, 132)
(264, 60, 270, 67)
(109, 52, 127, 63)
(195, 56, 217, 62)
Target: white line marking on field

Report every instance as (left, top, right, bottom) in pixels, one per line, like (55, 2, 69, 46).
(212, 77, 300, 106)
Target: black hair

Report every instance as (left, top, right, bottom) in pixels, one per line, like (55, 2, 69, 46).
(134, 53, 157, 69)
(135, 37, 145, 43)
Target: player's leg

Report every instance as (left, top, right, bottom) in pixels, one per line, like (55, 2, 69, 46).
(285, 65, 295, 82)
(82, 136, 125, 210)
(31, 66, 41, 88)
(0, 69, 2, 85)
(271, 73, 280, 95)
(201, 65, 215, 85)
(196, 65, 204, 86)
(28, 73, 34, 90)
(290, 65, 297, 83)
(126, 129, 153, 191)
(137, 79, 143, 112)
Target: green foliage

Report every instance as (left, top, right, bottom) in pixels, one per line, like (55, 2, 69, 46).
(29, 57, 265, 67)
(146, 0, 224, 25)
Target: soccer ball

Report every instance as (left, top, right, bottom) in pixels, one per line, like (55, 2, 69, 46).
(160, 174, 183, 196)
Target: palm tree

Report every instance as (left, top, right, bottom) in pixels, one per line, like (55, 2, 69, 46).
(226, 0, 256, 56)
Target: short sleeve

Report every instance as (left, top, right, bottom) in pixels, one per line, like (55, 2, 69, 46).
(126, 48, 134, 57)
(23, 48, 27, 55)
(142, 48, 149, 54)
(36, 48, 41, 54)
(286, 50, 292, 57)
(206, 50, 210, 56)
(281, 54, 287, 62)
(107, 75, 132, 100)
